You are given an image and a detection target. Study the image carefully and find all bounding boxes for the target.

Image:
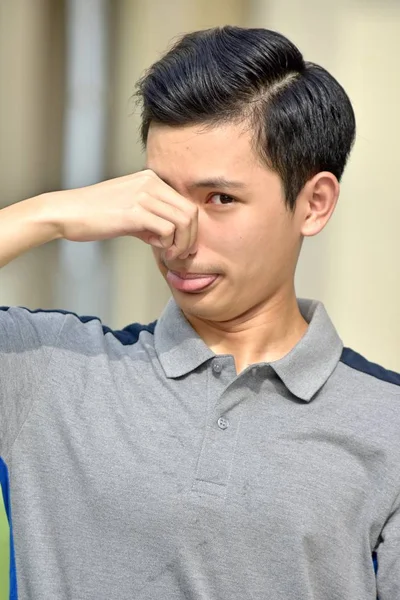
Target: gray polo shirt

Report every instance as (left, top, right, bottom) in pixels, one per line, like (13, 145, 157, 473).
(0, 298, 399, 600)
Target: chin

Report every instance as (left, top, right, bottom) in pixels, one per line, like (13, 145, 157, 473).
(170, 287, 211, 310)
(170, 289, 235, 323)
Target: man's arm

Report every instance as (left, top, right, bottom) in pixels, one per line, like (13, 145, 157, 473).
(0, 170, 197, 269)
(0, 171, 198, 455)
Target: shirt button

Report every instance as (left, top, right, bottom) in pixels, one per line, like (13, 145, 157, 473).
(212, 362, 222, 374)
(217, 416, 229, 430)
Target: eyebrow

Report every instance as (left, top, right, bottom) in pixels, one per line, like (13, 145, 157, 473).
(142, 168, 246, 191)
(187, 177, 246, 191)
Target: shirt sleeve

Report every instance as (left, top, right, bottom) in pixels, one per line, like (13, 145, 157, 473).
(0, 306, 66, 456)
(375, 491, 400, 599)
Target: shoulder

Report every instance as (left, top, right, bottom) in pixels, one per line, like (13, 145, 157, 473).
(0, 305, 157, 350)
(339, 347, 400, 389)
(333, 349, 400, 456)
(337, 347, 400, 415)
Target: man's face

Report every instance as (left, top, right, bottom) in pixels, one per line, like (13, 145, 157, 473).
(146, 121, 304, 323)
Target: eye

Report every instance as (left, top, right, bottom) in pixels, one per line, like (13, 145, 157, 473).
(207, 193, 236, 205)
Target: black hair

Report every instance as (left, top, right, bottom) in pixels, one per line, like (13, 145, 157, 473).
(136, 26, 356, 210)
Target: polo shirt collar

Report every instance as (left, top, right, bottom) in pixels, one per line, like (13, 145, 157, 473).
(270, 299, 343, 401)
(154, 298, 343, 401)
(154, 299, 215, 378)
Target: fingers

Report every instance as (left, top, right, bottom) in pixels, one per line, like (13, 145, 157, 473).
(167, 204, 198, 260)
(151, 181, 198, 255)
(117, 170, 199, 258)
(137, 209, 175, 248)
(138, 190, 198, 259)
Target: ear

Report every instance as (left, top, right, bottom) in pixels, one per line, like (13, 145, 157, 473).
(299, 172, 340, 237)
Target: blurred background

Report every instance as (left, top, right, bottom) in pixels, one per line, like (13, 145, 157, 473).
(0, 0, 399, 370)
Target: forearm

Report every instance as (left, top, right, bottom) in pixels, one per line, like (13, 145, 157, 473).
(0, 193, 62, 268)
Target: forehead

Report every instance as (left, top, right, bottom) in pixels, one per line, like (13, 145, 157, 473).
(145, 122, 260, 183)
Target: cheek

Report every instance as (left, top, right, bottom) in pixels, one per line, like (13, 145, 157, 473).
(199, 211, 252, 249)
(231, 216, 295, 275)
(198, 209, 296, 271)
(206, 228, 267, 277)
(202, 227, 246, 264)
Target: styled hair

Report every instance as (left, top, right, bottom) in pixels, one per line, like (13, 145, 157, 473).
(136, 26, 356, 210)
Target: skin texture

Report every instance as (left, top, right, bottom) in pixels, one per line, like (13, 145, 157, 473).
(146, 121, 339, 373)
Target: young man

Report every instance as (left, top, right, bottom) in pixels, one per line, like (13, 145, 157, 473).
(0, 26, 398, 600)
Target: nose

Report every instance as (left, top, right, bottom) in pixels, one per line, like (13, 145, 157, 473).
(178, 204, 204, 259)
(176, 203, 209, 259)
(178, 243, 198, 260)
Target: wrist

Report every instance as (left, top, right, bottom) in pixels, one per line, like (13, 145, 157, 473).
(28, 191, 65, 241)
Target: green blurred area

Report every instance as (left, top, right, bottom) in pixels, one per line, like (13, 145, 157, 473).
(0, 491, 9, 600)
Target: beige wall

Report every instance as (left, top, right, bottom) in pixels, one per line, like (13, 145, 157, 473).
(0, 0, 399, 369)
(0, 0, 64, 307)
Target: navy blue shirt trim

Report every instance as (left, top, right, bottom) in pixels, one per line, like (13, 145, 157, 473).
(0, 306, 156, 346)
(341, 347, 400, 387)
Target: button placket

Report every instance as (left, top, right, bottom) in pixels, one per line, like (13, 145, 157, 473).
(212, 361, 223, 375)
(192, 377, 244, 497)
(217, 416, 229, 430)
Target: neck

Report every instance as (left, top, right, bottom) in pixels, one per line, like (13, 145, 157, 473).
(185, 288, 308, 374)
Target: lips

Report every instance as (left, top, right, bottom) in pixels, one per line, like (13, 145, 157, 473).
(166, 270, 219, 293)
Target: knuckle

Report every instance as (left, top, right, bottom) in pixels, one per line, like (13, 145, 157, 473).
(136, 190, 150, 204)
(137, 171, 154, 190)
(162, 222, 175, 237)
(176, 214, 191, 229)
(141, 169, 154, 179)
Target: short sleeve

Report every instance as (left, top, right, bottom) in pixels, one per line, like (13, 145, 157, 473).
(0, 306, 66, 456)
(376, 492, 400, 599)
